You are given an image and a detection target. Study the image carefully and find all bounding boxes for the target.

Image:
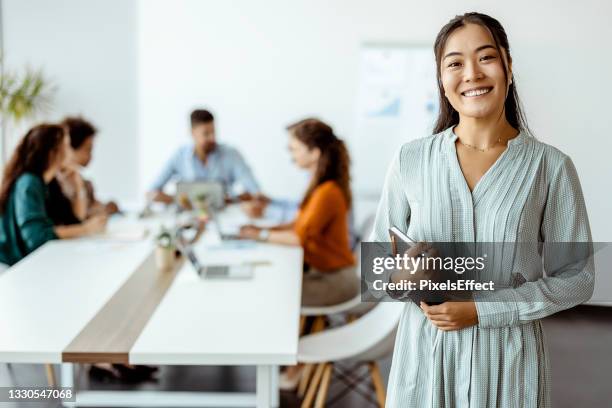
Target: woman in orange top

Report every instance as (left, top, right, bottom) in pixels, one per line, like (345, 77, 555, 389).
(240, 118, 359, 307)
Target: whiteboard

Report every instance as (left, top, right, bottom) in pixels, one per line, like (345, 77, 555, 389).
(352, 44, 438, 196)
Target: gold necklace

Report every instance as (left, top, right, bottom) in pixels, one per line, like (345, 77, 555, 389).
(458, 136, 502, 152)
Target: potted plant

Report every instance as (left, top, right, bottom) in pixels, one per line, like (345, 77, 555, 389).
(154, 227, 176, 270)
(193, 192, 211, 218)
(0, 58, 54, 165)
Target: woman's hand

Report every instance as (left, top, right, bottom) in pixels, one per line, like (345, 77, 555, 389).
(57, 165, 89, 220)
(63, 164, 84, 186)
(54, 214, 108, 239)
(83, 214, 108, 235)
(420, 301, 478, 331)
(239, 224, 261, 240)
(103, 201, 120, 215)
(57, 165, 85, 197)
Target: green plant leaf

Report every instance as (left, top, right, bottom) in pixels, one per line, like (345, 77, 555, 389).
(0, 62, 54, 122)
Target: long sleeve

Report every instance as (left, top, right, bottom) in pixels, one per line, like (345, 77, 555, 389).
(294, 185, 341, 244)
(369, 146, 411, 242)
(475, 156, 595, 328)
(367, 147, 412, 298)
(293, 182, 353, 271)
(150, 150, 180, 191)
(14, 176, 57, 255)
(229, 149, 260, 194)
(265, 199, 299, 223)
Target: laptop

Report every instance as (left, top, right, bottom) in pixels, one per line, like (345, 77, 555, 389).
(175, 181, 225, 210)
(209, 209, 243, 241)
(182, 244, 253, 280)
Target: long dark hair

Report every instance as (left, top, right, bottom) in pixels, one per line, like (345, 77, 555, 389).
(432, 12, 529, 134)
(287, 118, 352, 209)
(0, 124, 66, 212)
(61, 116, 97, 149)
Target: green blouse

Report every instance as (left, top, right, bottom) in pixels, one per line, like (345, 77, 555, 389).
(0, 173, 58, 266)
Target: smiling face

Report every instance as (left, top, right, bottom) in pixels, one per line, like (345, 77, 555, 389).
(440, 23, 512, 121)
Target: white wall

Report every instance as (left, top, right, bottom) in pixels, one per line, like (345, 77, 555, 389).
(138, 0, 612, 242)
(5, 0, 610, 240)
(2, 0, 139, 203)
(3, 1, 611, 300)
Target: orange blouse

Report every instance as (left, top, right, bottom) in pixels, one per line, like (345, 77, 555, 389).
(294, 181, 355, 272)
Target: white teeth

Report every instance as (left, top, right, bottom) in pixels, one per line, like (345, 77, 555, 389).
(463, 88, 491, 97)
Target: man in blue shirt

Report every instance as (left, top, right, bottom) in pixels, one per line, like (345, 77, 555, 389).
(148, 109, 261, 204)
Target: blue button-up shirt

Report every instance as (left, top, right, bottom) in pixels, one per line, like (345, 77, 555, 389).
(150, 143, 261, 195)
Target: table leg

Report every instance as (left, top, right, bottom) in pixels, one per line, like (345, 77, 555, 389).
(61, 363, 75, 408)
(45, 364, 56, 387)
(270, 365, 279, 407)
(256, 365, 272, 408)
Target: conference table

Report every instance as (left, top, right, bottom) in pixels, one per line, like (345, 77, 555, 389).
(0, 205, 303, 408)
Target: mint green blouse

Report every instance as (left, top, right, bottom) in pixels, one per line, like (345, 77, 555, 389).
(371, 128, 594, 408)
(0, 173, 58, 266)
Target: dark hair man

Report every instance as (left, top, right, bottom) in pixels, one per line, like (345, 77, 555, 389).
(148, 109, 261, 204)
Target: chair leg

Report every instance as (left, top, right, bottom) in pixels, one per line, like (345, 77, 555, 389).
(311, 316, 326, 333)
(299, 316, 307, 336)
(297, 316, 326, 397)
(45, 364, 56, 387)
(369, 361, 386, 408)
(301, 363, 325, 408)
(297, 363, 314, 397)
(314, 363, 333, 408)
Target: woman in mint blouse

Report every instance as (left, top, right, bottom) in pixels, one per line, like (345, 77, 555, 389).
(372, 13, 594, 407)
(0, 124, 106, 266)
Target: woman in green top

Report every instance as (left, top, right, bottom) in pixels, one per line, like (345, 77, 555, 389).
(0, 124, 107, 267)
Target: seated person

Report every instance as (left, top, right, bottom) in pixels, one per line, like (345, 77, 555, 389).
(239, 118, 359, 307)
(51, 117, 119, 219)
(46, 171, 83, 226)
(239, 118, 359, 391)
(241, 196, 359, 247)
(0, 124, 107, 267)
(241, 196, 298, 222)
(148, 109, 261, 204)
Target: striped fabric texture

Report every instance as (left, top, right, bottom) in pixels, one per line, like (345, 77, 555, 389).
(370, 127, 594, 407)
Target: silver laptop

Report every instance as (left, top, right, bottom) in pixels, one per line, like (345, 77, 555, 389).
(182, 245, 253, 279)
(175, 181, 225, 210)
(209, 209, 243, 241)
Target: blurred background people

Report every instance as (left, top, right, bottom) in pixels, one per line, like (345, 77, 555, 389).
(46, 117, 119, 226)
(240, 118, 359, 390)
(0, 124, 107, 268)
(240, 118, 359, 306)
(148, 109, 262, 205)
